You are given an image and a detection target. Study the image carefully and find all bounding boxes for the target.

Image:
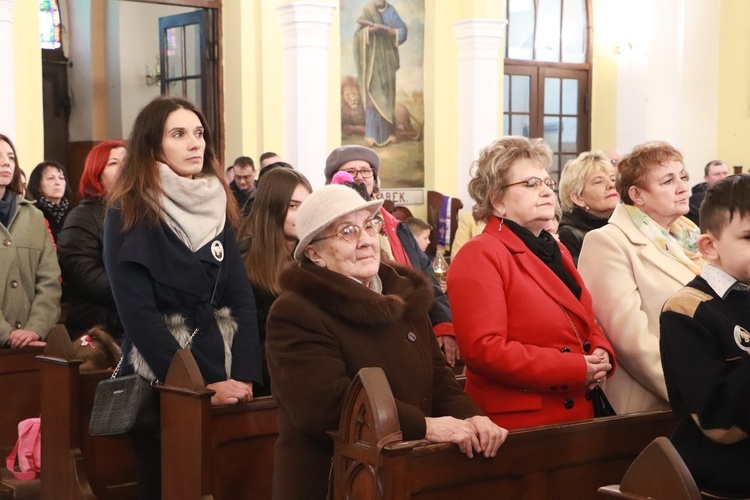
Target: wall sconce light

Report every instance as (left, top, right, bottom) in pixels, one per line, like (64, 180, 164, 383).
(145, 56, 161, 87)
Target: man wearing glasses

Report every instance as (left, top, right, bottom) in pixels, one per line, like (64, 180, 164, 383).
(229, 156, 257, 217)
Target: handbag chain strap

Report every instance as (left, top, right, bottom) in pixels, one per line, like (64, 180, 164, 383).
(558, 303, 586, 354)
(109, 327, 200, 380)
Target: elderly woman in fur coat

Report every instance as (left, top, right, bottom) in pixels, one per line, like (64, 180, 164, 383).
(266, 184, 508, 500)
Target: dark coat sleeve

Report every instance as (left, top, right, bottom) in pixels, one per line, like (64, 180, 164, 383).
(58, 203, 115, 306)
(266, 297, 363, 438)
(424, 315, 482, 421)
(103, 210, 183, 382)
(267, 295, 463, 442)
(218, 224, 263, 384)
(396, 222, 453, 328)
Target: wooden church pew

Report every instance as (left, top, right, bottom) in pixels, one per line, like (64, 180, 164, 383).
(0, 343, 44, 499)
(0, 344, 44, 455)
(332, 367, 676, 500)
(158, 349, 279, 499)
(38, 326, 137, 499)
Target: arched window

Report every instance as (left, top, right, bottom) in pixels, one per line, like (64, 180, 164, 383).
(503, 0, 591, 181)
(39, 0, 63, 50)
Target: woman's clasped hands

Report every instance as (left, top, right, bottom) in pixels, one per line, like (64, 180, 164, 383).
(584, 347, 612, 389)
(207, 379, 254, 406)
(424, 415, 508, 459)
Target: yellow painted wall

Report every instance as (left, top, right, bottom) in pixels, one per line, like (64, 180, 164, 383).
(717, 0, 750, 170)
(426, 0, 505, 202)
(12, 0, 44, 175)
(590, 0, 617, 151)
(223, 0, 339, 166)
(223, 0, 260, 163)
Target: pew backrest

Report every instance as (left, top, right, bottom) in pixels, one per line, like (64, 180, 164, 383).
(0, 345, 44, 455)
(332, 367, 676, 500)
(38, 326, 137, 499)
(158, 349, 278, 499)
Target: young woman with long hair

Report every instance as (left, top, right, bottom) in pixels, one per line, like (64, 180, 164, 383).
(238, 167, 311, 396)
(104, 96, 261, 499)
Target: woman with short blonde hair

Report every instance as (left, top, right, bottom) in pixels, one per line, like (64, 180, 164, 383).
(557, 151, 619, 265)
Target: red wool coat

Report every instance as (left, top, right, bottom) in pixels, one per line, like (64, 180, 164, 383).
(447, 216, 616, 430)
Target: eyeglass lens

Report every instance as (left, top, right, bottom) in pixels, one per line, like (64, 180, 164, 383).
(339, 218, 383, 242)
(342, 168, 373, 179)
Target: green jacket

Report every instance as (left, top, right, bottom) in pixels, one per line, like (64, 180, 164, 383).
(0, 196, 61, 344)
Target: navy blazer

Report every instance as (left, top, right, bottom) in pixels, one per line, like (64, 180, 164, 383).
(103, 208, 262, 386)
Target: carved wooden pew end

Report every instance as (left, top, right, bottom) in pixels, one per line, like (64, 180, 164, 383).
(39, 325, 137, 499)
(599, 436, 705, 500)
(159, 348, 278, 499)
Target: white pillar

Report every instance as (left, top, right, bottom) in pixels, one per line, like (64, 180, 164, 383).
(452, 18, 506, 209)
(277, 1, 336, 189)
(0, 0, 16, 139)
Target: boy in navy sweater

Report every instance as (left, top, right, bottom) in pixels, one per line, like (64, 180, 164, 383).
(660, 174, 750, 496)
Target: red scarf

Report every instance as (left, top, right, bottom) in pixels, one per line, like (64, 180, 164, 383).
(379, 207, 411, 266)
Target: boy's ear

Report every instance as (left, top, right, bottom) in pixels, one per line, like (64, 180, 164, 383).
(697, 233, 719, 262)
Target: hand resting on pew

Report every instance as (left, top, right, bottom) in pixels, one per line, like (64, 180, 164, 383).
(207, 379, 254, 405)
(6, 329, 45, 348)
(425, 414, 508, 458)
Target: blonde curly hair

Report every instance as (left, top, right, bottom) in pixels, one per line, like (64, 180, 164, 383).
(468, 136, 552, 223)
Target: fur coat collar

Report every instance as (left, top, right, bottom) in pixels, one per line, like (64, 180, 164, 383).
(279, 262, 434, 327)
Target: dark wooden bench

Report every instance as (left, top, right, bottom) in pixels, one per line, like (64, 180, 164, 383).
(0, 343, 45, 499)
(332, 367, 676, 500)
(0, 344, 44, 456)
(39, 326, 280, 499)
(38, 326, 137, 499)
(158, 349, 278, 499)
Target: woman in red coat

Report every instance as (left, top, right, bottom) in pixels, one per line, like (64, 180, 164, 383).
(448, 136, 616, 430)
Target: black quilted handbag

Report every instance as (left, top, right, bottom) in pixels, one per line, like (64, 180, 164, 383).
(88, 371, 158, 438)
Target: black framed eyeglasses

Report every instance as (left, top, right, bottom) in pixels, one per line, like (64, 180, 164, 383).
(340, 168, 374, 179)
(501, 177, 557, 190)
(314, 217, 383, 243)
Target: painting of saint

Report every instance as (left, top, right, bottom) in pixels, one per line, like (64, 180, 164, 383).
(340, 0, 425, 190)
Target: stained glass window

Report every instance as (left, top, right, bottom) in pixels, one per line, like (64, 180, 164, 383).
(39, 0, 62, 50)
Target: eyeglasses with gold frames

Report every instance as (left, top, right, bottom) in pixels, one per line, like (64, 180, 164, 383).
(501, 177, 557, 190)
(314, 216, 383, 243)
